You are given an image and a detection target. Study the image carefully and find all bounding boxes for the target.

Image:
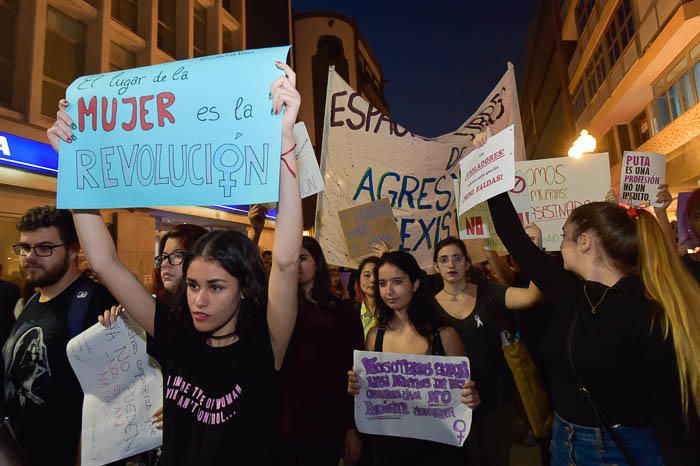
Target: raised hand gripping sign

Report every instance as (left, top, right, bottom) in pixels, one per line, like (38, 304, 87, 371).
(57, 46, 290, 208)
(353, 350, 472, 446)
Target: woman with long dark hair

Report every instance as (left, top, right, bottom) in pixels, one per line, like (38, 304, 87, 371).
(278, 236, 364, 465)
(348, 251, 481, 465)
(46, 62, 303, 466)
(486, 188, 700, 465)
(354, 256, 381, 337)
(153, 224, 208, 304)
(432, 236, 543, 466)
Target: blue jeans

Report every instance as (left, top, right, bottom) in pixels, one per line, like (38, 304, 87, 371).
(550, 412, 665, 466)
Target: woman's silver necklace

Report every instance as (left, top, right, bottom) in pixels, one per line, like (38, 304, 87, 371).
(444, 285, 469, 302)
(583, 282, 610, 315)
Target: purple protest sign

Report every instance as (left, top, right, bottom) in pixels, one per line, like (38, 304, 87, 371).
(353, 350, 472, 446)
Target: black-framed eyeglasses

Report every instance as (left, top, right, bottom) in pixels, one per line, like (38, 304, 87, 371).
(437, 254, 466, 265)
(155, 249, 187, 268)
(12, 243, 66, 257)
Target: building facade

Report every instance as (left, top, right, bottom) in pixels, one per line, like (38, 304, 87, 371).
(0, 0, 291, 285)
(293, 11, 389, 227)
(522, 0, 700, 217)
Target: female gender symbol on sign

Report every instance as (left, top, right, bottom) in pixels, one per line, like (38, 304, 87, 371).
(452, 419, 467, 443)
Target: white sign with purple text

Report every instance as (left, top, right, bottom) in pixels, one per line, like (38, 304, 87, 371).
(68, 315, 163, 466)
(458, 125, 515, 215)
(620, 151, 665, 207)
(353, 350, 472, 446)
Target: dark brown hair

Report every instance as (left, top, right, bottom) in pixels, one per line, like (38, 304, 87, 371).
(16, 206, 78, 247)
(153, 224, 208, 303)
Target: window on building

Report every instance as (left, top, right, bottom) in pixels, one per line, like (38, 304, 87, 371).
(112, 0, 138, 33)
(652, 82, 672, 133)
(222, 0, 242, 19)
(679, 71, 695, 112)
(193, 4, 206, 57)
(109, 42, 136, 71)
(605, 0, 635, 69)
(42, 7, 86, 116)
(0, 0, 18, 107)
(693, 60, 700, 104)
(631, 110, 650, 147)
(667, 82, 682, 120)
(157, 0, 176, 57)
(222, 27, 238, 53)
(572, 84, 587, 120)
(84, 0, 99, 8)
(650, 45, 700, 134)
(575, 0, 594, 35)
(585, 45, 607, 98)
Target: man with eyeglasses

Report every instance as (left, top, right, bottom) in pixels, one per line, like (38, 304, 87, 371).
(2, 206, 116, 466)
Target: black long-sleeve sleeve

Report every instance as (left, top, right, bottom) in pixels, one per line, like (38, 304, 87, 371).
(487, 192, 577, 302)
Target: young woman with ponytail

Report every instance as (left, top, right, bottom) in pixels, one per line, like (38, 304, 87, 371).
(486, 190, 700, 466)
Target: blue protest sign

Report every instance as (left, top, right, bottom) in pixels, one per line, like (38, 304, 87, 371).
(57, 46, 290, 208)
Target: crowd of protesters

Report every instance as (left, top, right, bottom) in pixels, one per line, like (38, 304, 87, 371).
(0, 63, 698, 466)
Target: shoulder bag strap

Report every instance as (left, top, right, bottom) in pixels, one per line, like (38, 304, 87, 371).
(566, 306, 637, 466)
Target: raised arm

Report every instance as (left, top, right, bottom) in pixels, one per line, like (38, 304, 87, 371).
(48, 100, 156, 334)
(267, 62, 303, 369)
(653, 185, 678, 254)
(487, 192, 570, 300)
(484, 249, 515, 285)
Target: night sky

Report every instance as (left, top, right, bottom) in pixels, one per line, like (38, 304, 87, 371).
(293, 0, 538, 137)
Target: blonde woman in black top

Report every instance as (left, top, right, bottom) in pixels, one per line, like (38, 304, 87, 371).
(487, 190, 700, 466)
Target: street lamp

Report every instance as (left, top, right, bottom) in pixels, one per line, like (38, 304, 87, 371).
(568, 130, 596, 158)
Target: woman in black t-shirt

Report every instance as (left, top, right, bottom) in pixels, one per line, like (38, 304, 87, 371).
(347, 251, 481, 466)
(47, 62, 303, 466)
(432, 236, 543, 466)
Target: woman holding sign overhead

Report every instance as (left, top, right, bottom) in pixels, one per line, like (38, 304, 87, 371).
(347, 251, 481, 465)
(486, 181, 700, 464)
(47, 62, 303, 466)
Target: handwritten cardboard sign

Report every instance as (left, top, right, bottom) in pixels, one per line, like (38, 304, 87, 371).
(67, 315, 163, 466)
(57, 46, 290, 208)
(458, 125, 515, 215)
(293, 122, 325, 199)
(338, 198, 401, 258)
(353, 350, 472, 446)
(516, 153, 610, 251)
(620, 151, 665, 207)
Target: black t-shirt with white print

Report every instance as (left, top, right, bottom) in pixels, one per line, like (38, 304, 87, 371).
(152, 302, 279, 466)
(2, 274, 116, 466)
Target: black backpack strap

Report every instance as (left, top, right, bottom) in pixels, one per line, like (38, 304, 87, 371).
(67, 275, 96, 338)
(374, 325, 386, 352)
